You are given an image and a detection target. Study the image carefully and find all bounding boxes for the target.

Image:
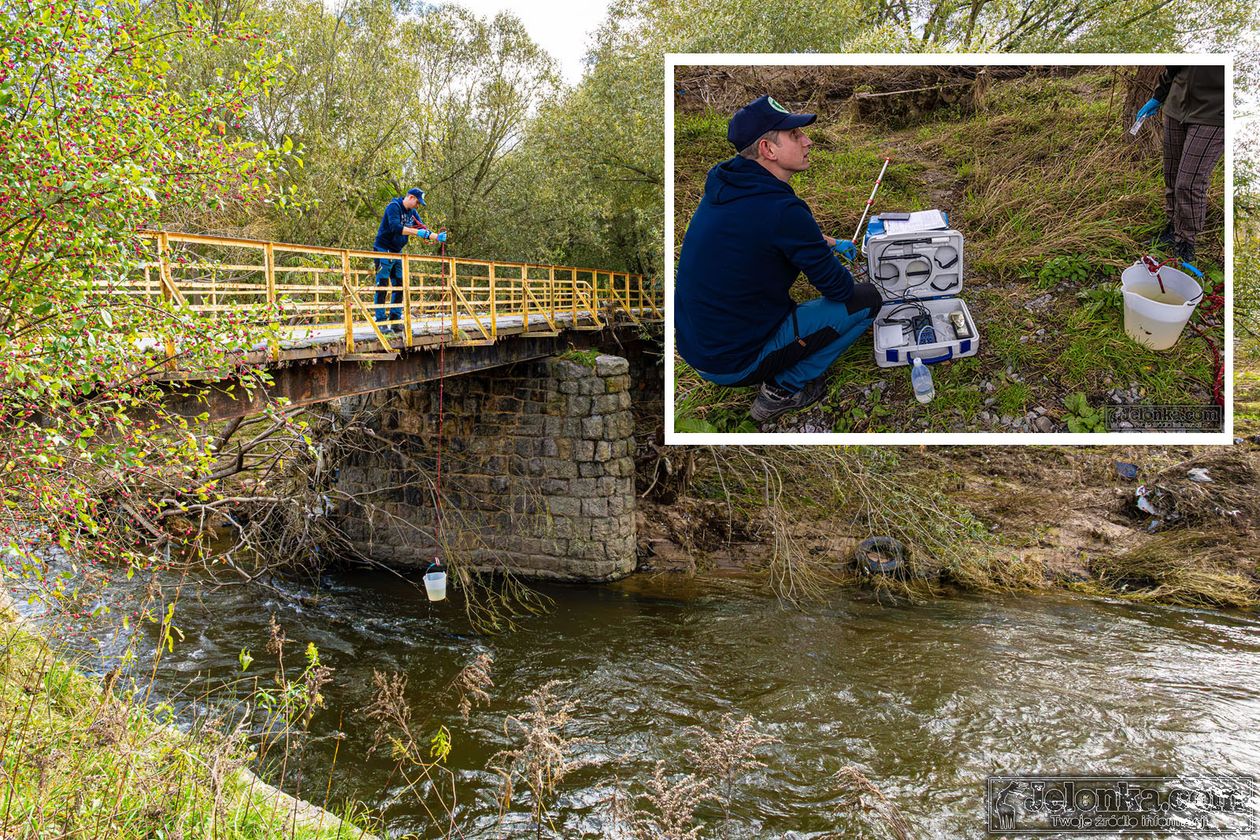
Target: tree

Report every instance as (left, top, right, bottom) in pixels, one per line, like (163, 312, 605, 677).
(0, 0, 288, 594)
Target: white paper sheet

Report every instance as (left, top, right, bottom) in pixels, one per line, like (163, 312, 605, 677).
(882, 210, 948, 234)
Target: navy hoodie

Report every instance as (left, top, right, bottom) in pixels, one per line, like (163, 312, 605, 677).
(675, 156, 854, 375)
(374, 197, 427, 253)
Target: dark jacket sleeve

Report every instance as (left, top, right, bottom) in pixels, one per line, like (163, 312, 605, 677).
(384, 201, 405, 236)
(1152, 66, 1182, 103)
(777, 200, 854, 302)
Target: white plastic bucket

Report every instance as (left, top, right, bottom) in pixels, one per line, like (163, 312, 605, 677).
(1120, 261, 1204, 350)
(424, 570, 447, 602)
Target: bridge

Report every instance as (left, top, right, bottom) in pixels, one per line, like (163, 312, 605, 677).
(116, 231, 663, 582)
(121, 231, 662, 420)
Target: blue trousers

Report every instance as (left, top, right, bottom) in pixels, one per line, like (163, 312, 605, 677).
(698, 287, 880, 392)
(374, 251, 402, 324)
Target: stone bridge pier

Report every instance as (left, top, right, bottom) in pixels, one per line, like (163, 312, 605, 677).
(333, 353, 640, 581)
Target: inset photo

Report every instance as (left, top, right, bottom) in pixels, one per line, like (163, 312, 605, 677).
(666, 57, 1231, 443)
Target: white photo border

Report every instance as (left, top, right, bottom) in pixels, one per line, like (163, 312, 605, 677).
(664, 52, 1234, 446)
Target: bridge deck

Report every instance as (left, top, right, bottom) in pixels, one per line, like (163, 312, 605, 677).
(122, 231, 662, 372)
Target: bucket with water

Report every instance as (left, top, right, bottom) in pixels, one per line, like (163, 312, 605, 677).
(424, 564, 448, 602)
(1120, 258, 1204, 350)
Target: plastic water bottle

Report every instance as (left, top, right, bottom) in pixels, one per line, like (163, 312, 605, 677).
(911, 357, 935, 404)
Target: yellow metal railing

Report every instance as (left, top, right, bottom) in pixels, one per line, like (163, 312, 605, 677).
(113, 232, 661, 360)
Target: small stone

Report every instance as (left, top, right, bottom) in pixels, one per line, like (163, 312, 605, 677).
(984, 396, 997, 406)
(1034, 416, 1054, 433)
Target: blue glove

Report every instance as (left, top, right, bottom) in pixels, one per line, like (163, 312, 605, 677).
(436, 231, 447, 243)
(832, 239, 857, 261)
(1136, 98, 1162, 120)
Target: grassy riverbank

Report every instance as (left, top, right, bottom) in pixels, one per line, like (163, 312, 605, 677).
(672, 67, 1226, 433)
(0, 600, 373, 839)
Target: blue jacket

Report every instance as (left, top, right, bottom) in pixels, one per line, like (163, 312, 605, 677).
(675, 156, 854, 375)
(373, 197, 427, 253)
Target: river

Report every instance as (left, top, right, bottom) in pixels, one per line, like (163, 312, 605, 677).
(26, 567, 1260, 838)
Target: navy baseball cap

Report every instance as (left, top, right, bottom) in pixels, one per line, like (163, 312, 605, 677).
(407, 187, 426, 205)
(727, 95, 816, 151)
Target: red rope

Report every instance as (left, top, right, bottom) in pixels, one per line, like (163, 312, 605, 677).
(1189, 288, 1224, 407)
(435, 239, 446, 561)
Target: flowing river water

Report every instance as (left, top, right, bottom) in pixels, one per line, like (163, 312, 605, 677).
(28, 567, 1260, 837)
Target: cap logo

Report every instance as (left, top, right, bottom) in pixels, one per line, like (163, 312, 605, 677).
(768, 97, 789, 114)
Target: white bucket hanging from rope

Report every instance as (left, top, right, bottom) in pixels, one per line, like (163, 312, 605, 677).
(1120, 257, 1204, 350)
(424, 561, 447, 602)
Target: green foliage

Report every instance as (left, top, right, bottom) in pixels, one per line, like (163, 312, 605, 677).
(995, 382, 1031, 416)
(560, 348, 601, 367)
(0, 622, 367, 838)
(1063, 392, 1105, 433)
(1078, 282, 1123, 317)
(1036, 255, 1093, 288)
(0, 0, 289, 577)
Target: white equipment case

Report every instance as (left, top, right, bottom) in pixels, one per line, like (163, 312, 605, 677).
(864, 211, 980, 368)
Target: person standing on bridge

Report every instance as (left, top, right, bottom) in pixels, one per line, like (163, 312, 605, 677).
(374, 187, 448, 333)
(675, 95, 881, 424)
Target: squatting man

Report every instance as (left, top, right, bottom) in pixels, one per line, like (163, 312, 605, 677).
(675, 95, 881, 424)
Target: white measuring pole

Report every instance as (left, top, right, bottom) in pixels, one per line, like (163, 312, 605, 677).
(852, 157, 892, 243)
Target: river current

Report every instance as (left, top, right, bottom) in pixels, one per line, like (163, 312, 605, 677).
(26, 568, 1260, 837)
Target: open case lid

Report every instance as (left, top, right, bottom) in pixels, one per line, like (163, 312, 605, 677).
(863, 212, 963, 303)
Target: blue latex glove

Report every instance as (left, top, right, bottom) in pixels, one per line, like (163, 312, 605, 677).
(832, 239, 857, 260)
(436, 231, 447, 243)
(1136, 97, 1162, 120)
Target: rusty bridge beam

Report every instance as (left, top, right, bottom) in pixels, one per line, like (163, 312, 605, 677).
(161, 332, 610, 422)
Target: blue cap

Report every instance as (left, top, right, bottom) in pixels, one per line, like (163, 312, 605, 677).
(407, 188, 426, 205)
(727, 95, 816, 152)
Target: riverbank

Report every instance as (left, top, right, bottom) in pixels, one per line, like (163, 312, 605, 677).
(636, 441, 1260, 610)
(0, 595, 375, 839)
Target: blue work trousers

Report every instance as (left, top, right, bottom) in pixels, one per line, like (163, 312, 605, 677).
(374, 250, 403, 324)
(698, 288, 880, 392)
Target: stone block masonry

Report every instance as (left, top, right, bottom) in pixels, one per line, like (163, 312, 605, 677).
(335, 354, 637, 581)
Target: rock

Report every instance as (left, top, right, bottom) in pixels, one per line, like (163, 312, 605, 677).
(1114, 461, 1139, 480)
(594, 354, 629, 376)
(984, 396, 997, 407)
(1034, 415, 1055, 433)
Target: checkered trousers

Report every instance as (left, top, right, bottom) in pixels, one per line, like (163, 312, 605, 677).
(1163, 114, 1224, 248)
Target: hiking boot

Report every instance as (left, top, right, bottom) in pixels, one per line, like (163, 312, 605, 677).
(1151, 222, 1176, 251)
(750, 376, 828, 423)
(1175, 240, 1195, 265)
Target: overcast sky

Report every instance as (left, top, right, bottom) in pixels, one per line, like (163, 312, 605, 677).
(445, 0, 612, 85)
